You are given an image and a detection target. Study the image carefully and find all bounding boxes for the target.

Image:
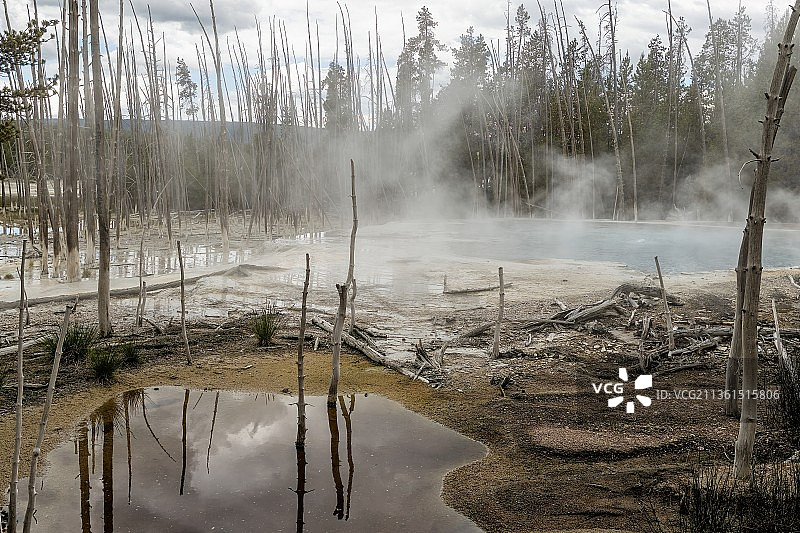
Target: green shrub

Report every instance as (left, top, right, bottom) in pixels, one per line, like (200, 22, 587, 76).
(87, 347, 122, 384)
(38, 324, 97, 363)
(119, 343, 141, 366)
(252, 302, 284, 347)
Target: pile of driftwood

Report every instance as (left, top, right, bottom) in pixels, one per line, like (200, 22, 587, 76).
(516, 280, 800, 375)
(310, 317, 449, 386)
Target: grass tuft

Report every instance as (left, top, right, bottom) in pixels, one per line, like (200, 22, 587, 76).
(119, 343, 141, 366)
(38, 324, 98, 364)
(252, 302, 284, 347)
(774, 358, 800, 433)
(87, 347, 123, 384)
(637, 460, 800, 532)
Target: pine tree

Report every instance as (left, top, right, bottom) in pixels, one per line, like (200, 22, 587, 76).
(322, 61, 353, 132)
(176, 58, 199, 119)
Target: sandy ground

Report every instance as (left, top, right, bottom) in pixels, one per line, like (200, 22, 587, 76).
(1, 220, 800, 532)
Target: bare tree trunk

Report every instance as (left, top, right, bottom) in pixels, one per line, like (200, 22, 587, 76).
(8, 240, 27, 533)
(655, 256, 675, 351)
(296, 253, 310, 447)
(328, 161, 358, 406)
(209, 0, 229, 251)
(578, 19, 625, 219)
(734, 1, 800, 479)
(726, 212, 751, 417)
(81, 0, 96, 264)
(492, 267, 504, 358)
(111, 0, 124, 249)
(22, 301, 75, 533)
(90, 0, 110, 335)
(624, 88, 638, 221)
(348, 278, 357, 335)
(177, 240, 191, 364)
(706, 0, 734, 221)
(65, 0, 81, 282)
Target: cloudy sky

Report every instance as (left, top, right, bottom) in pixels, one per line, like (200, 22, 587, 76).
(5, 0, 776, 116)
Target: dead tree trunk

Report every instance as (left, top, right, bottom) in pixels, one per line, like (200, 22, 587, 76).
(733, 0, 800, 480)
(177, 240, 191, 364)
(492, 267, 504, 358)
(578, 19, 625, 219)
(209, 0, 229, 250)
(22, 301, 75, 533)
(726, 217, 750, 417)
(8, 240, 27, 533)
(706, 0, 734, 222)
(65, 0, 81, 282)
(655, 256, 675, 351)
(348, 278, 357, 335)
(90, 0, 110, 336)
(296, 253, 310, 447)
(328, 160, 358, 406)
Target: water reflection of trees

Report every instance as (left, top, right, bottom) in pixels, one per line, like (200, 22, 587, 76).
(72, 389, 361, 532)
(78, 421, 91, 533)
(327, 394, 357, 522)
(339, 395, 356, 520)
(76, 390, 143, 531)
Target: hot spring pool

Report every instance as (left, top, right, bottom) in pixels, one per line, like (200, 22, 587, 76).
(11, 387, 485, 532)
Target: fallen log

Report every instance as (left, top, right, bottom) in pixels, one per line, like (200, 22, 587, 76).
(654, 336, 721, 358)
(654, 362, 707, 376)
(354, 324, 387, 339)
(522, 318, 575, 330)
(352, 328, 380, 350)
(443, 283, 513, 295)
(0, 263, 275, 311)
(521, 301, 621, 331)
(2, 383, 47, 390)
(0, 337, 48, 357)
(141, 316, 165, 335)
(311, 317, 429, 384)
(674, 326, 733, 339)
(437, 321, 495, 364)
(566, 299, 622, 323)
(610, 282, 683, 305)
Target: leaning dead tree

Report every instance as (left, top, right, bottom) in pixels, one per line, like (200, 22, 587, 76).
(733, 0, 800, 480)
(328, 160, 358, 407)
(8, 240, 27, 533)
(23, 301, 76, 533)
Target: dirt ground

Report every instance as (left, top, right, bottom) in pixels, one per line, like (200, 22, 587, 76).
(1, 266, 799, 532)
